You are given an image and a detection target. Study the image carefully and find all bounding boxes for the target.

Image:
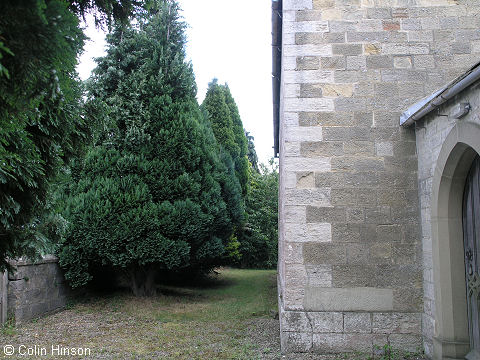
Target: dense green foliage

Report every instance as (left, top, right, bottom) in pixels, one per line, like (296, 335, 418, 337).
(59, 1, 236, 295)
(239, 160, 279, 269)
(223, 86, 250, 196)
(202, 83, 278, 269)
(69, 0, 143, 26)
(245, 131, 259, 173)
(0, 0, 278, 281)
(202, 81, 250, 196)
(0, 0, 87, 270)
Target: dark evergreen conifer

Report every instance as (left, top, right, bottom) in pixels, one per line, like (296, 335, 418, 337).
(59, 0, 231, 295)
(0, 0, 87, 270)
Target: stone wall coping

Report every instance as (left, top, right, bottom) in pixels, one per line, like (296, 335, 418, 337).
(8, 255, 59, 267)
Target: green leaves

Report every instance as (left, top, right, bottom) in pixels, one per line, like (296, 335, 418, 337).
(239, 159, 279, 269)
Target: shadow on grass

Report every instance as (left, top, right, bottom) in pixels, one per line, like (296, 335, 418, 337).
(68, 267, 239, 309)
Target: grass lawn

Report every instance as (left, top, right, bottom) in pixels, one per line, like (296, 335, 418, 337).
(0, 268, 281, 359)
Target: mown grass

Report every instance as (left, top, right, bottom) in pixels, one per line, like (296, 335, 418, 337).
(0, 268, 278, 359)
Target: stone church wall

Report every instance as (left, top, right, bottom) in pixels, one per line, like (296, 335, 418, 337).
(277, 0, 480, 356)
(414, 79, 480, 357)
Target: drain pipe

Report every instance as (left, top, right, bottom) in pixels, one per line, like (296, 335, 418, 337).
(401, 62, 480, 127)
(272, 0, 282, 157)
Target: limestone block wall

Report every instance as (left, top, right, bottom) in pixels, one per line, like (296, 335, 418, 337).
(277, 0, 480, 356)
(7, 256, 69, 323)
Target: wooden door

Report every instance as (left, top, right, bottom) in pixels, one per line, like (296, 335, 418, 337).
(462, 155, 480, 360)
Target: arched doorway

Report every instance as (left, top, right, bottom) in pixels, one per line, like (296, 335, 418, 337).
(462, 155, 480, 360)
(431, 121, 480, 359)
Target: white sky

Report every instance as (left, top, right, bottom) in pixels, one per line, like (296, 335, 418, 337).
(77, 0, 274, 165)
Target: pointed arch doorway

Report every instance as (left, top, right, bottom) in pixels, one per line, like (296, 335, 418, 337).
(430, 121, 480, 359)
(462, 154, 480, 360)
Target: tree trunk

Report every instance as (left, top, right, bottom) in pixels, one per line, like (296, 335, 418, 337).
(129, 265, 157, 297)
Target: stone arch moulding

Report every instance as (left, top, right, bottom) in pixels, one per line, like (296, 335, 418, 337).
(431, 121, 480, 359)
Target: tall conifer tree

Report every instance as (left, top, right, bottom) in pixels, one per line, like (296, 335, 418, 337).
(59, 0, 231, 295)
(202, 82, 250, 196)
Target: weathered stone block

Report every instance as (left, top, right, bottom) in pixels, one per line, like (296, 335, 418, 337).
(323, 127, 371, 141)
(344, 141, 375, 156)
(304, 287, 394, 312)
(284, 97, 334, 112)
(284, 141, 301, 157)
(377, 189, 407, 206)
(368, 8, 391, 19)
(284, 157, 331, 172)
(383, 20, 400, 31)
(333, 265, 374, 287)
(372, 313, 422, 334)
(393, 56, 412, 69)
(306, 264, 332, 287)
(284, 44, 333, 57)
(285, 222, 332, 242)
(281, 331, 313, 352)
(333, 43, 363, 56)
(330, 188, 357, 206)
(312, 333, 374, 353)
(346, 207, 365, 223)
(297, 56, 320, 70)
(334, 97, 367, 112)
(367, 55, 393, 69)
(356, 20, 383, 32)
(346, 243, 369, 264)
(320, 56, 346, 69)
(299, 111, 352, 127)
(393, 287, 423, 312)
(285, 21, 329, 34)
(285, 188, 331, 206)
(282, 311, 312, 332)
(283, 0, 313, 10)
(300, 84, 323, 98)
(376, 141, 394, 156)
(295, 10, 322, 22)
(334, 70, 360, 83)
(315, 172, 345, 187)
(321, 84, 354, 97)
(313, 0, 334, 8)
(347, 55, 367, 70)
(388, 334, 423, 353)
(300, 141, 343, 157)
(357, 189, 377, 206)
(344, 172, 378, 187)
(364, 43, 381, 55)
(306, 205, 346, 223)
(369, 242, 393, 264)
(308, 312, 343, 333)
(323, 32, 346, 43)
(296, 33, 322, 45)
(344, 312, 372, 333)
(332, 223, 376, 243)
(285, 242, 305, 264)
(321, 9, 344, 21)
(303, 243, 347, 264)
(296, 172, 315, 188)
(393, 243, 417, 264)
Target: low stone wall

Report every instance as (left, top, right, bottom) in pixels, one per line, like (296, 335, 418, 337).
(7, 256, 69, 323)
